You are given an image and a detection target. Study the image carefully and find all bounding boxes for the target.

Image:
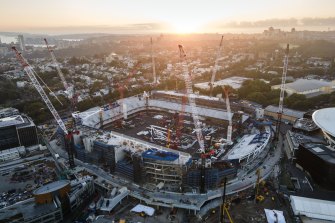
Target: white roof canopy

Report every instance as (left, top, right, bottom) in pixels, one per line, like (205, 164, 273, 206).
(130, 204, 155, 216)
(264, 209, 286, 223)
(290, 195, 335, 222)
(312, 107, 335, 137)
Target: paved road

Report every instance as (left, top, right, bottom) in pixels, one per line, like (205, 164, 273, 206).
(49, 134, 283, 212)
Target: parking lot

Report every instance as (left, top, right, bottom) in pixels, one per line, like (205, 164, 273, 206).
(0, 159, 58, 209)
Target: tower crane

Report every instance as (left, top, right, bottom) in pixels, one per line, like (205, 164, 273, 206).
(178, 45, 205, 153)
(12, 46, 77, 168)
(209, 35, 224, 97)
(275, 44, 289, 141)
(174, 94, 187, 149)
(44, 38, 73, 98)
(223, 86, 233, 144)
(150, 37, 157, 85)
(254, 168, 264, 202)
(44, 37, 79, 138)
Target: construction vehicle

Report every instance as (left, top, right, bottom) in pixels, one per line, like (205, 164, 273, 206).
(256, 195, 265, 203)
(275, 44, 289, 141)
(12, 46, 78, 168)
(209, 35, 224, 97)
(178, 45, 205, 153)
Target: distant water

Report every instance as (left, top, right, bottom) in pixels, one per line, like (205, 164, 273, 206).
(0, 35, 17, 44)
(62, 39, 83, 41)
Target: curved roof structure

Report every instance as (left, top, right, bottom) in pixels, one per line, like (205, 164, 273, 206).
(312, 108, 335, 137)
(33, 180, 70, 195)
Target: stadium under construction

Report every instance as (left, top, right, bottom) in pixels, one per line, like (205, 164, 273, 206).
(70, 90, 276, 197)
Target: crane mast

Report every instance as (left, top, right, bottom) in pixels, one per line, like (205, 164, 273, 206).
(178, 45, 205, 153)
(150, 37, 157, 85)
(12, 47, 76, 168)
(209, 35, 224, 97)
(275, 44, 289, 141)
(44, 38, 72, 98)
(12, 46, 68, 135)
(224, 87, 232, 144)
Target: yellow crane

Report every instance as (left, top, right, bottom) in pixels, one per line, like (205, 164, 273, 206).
(220, 178, 234, 223)
(255, 168, 264, 202)
(222, 202, 234, 223)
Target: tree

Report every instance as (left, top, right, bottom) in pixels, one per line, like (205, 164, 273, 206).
(238, 79, 271, 99)
(285, 94, 306, 108)
(270, 78, 282, 85)
(246, 92, 268, 105)
(23, 101, 51, 124)
(77, 99, 95, 112)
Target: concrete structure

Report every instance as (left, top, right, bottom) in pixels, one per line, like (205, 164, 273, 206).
(290, 195, 335, 222)
(284, 130, 324, 160)
(130, 204, 155, 216)
(296, 143, 335, 190)
(0, 146, 25, 162)
(76, 92, 232, 129)
(33, 180, 71, 204)
(271, 79, 335, 98)
(99, 187, 129, 212)
(264, 105, 305, 124)
(0, 107, 20, 118)
(0, 177, 95, 223)
(64, 90, 283, 214)
(0, 198, 63, 223)
(293, 118, 319, 133)
(68, 176, 95, 210)
(225, 127, 271, 163)
(0, 109, 38, 151)
(312, 107, 335, 149)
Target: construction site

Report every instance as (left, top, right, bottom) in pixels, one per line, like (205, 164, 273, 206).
(7, 38, 294, 222)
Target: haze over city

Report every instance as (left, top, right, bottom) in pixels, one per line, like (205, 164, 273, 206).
(1, 1, 335, 223)
(1, 0, 335, 34)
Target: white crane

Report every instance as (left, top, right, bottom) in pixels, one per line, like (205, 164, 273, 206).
(178, 45, 205, 153)
(150, 37, 157, 85)
(223, 87, 233, 144)
(44, 38, 73, 98)
(12, 46, 76, 168)
(209, 35, 224, 97)
(275, 44, 289, 140)
(12, 46, 68, 135)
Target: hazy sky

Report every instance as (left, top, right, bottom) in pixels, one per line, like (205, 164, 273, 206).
(1, 0, 335, 34)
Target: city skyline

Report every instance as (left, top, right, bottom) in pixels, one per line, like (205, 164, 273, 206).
(1, 0, 335, 34)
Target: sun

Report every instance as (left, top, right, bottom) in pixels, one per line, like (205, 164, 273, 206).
(168, 19, 203, 33)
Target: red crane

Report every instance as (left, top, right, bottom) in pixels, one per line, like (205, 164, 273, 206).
(12, 46, 78, 168)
